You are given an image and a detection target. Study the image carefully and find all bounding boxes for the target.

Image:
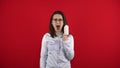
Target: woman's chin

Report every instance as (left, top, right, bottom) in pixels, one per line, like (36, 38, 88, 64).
(55, 30, 61, 33)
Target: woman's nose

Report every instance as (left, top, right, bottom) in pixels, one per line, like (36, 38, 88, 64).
(56, 21, 60, 24)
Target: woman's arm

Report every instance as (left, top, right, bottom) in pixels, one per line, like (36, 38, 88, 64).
(40, 34, 48, 68)
(62, 35, 74, 61)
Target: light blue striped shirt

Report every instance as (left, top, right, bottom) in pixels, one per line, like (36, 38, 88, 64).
(40, 33, 74, 68)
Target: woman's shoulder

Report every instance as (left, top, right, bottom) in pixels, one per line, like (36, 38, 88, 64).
(69, 34, 73, 37)
(42, 33, 54, 41)
(43, 32, 50, 37)
(68, 34, 74, 39)
(42, 33, 51, 39)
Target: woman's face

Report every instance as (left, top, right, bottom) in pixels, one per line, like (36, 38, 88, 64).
(52, 14, 64, 33)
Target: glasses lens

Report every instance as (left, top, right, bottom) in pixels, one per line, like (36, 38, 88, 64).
(59, 19, 63, 21)
(53, 18, 63, 22)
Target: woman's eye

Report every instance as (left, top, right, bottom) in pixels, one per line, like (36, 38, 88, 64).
(59, 19, 63, 21)
(53, 19, 57, 22)
(53, 18, 63, 22)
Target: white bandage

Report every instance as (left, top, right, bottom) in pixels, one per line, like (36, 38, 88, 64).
(64, 25, 69, 35)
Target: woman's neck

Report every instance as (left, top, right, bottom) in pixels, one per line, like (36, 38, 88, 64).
(56, 31, 61, 35)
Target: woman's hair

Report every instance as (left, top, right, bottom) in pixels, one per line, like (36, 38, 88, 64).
(49, 11, 68, 38)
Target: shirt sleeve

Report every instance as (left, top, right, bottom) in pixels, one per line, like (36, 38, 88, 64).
(40, 33, 48, 68)
(62, 35, 74, 61)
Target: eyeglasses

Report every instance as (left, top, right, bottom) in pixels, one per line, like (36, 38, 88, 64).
(52, 18, 63, 22)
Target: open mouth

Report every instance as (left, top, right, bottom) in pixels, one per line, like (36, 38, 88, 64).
(56, 25, 60, 30)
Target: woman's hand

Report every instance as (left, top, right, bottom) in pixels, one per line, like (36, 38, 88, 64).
(62, 35, 68, 41)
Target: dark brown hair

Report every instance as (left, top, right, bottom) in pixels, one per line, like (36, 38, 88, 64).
(49, 11, 68, 38)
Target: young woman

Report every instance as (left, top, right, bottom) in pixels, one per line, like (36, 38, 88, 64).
(40, 11, 74, 68)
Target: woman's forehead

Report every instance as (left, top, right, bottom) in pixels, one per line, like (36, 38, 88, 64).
(53, 14, 63, 19)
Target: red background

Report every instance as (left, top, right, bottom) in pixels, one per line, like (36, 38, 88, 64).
(0, 0, 120, 68)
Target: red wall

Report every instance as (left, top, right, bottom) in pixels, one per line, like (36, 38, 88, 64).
(0, 0, 120, 68)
